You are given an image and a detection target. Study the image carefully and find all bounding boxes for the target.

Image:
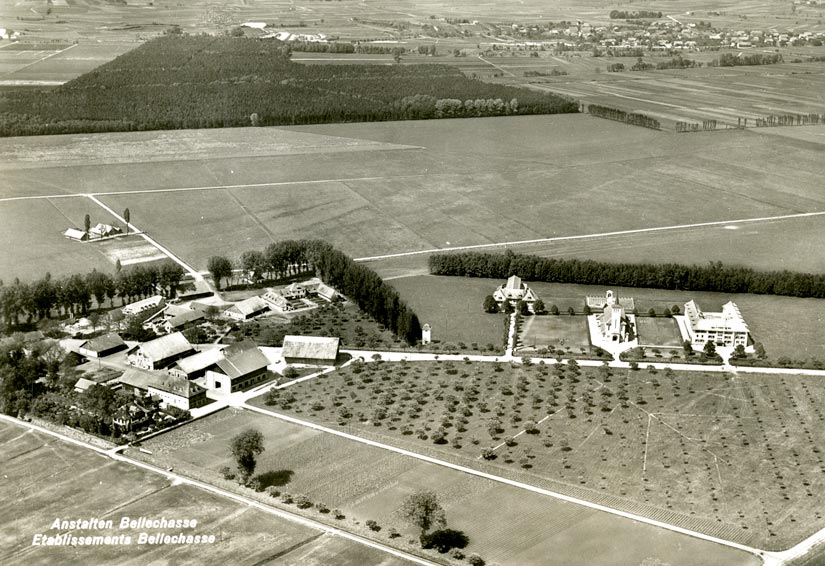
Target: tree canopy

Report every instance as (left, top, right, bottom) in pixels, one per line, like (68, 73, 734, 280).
(398, 490, 447, 536)
(230, 428, 265, 483)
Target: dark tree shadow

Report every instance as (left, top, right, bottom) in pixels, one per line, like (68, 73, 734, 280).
(254, 469, 294, 489)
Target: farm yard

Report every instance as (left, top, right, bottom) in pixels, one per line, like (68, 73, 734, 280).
(132, 408, 758, 566)
(252, 359, 825, 550)
(0, 419, 406, 566)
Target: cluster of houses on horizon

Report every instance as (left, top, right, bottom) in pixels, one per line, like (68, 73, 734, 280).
(492, 276, 750, 351)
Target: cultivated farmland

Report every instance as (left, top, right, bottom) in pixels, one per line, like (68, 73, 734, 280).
(4, 113, 825, 284)
(253, 360, 825, 550)
(0, 419, 407, 566)
(134, 408, 758, 566)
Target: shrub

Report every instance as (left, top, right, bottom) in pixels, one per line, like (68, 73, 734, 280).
(420, 529, 469, 553)
(295, 494, 313, 509)
(281, 493, 294, 504)
(282, 365, 299, 379)
(468, 554, 486, 566)
(366, 519, 381, 532)
(219, 466, 236, 480)
(333, 509, 345, 520)
(315, 502, 329, 513)
(388, 527, 400, 538)
(267, 487, 281, 498)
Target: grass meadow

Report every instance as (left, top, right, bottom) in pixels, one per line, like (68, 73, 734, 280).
(0, 419, 403, 566)
(5, 114, 825, 282)
(138, 408, 758, 566)
(253, 360, 825, 550)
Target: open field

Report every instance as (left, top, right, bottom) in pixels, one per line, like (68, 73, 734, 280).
(519, 314, 592, 353)
(0, 419, 407, 566)
(136, 407, 759, 565)
(4, 114, 825, 281)
(253, 360, 825, 550)
(0, 197, 119, 280)
(533, 62, 825, 129)
(636, 316, 684, 348)
(387, 275, 504, 349)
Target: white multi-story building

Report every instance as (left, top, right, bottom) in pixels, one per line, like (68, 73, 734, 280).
(683, 300, 749, 348)
(492, 275, 540, 309)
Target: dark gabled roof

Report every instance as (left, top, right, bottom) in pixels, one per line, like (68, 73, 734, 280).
(216, 339, 269, 379)
(80, 333, 126, 353)
(168, 310, 205, 328)
(119, 368, 205, 399)
(282, 335, 340, 362)
(137, 332, 193, 362)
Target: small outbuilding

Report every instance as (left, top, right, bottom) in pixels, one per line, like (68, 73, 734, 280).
(205, 339, 270, 392)
(63, 228, 89, 242)
(78, 333, 127, 358)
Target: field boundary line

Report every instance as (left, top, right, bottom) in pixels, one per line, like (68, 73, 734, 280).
(0, 43, 78, 78)
(85, 194, 204, 283)
(240, 402, 773, 563)
(353, 210, 825, 262)
(0, 414, 441, 566)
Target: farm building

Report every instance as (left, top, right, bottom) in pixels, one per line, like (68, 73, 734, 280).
(597, 302, 632, 343)
(683, 300, 749, 348)
(77, 333, 127, 358)
(168, 347, 225, 380)
(205, 340, 270, 392)
(492, 275, 540, 309)
(126, 332, 195, 370)
(224, 296, 269, 321)
(162, 310, 205, 333)
(119, 368, 208, 411)
(88, 223, 122, 239)
(281, 283, 307, 300)
(282, 335, 340, 365)
(74, 377, 97, 393)
(63, 228, 89, 241)
(315, 282, 338, 302)
(122, 295, 165, 317)
(261, 290, 295, 312)
(586, 290, 635, 311)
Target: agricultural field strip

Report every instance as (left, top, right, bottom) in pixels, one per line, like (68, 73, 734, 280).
(353, 210, 825, 261)
(0, 44, 78, 78)
(85, 195, 203, 282)
(239, 402, 772, 559)
(0, 414, 435, 566)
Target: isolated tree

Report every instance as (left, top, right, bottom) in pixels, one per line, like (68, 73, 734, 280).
(399, 490, 447, 538)
(518, 300, 530, 316)
(682, 340, 693, 356)
(732, 344, 746, 359)
(703, 340, 717, 357)
(123, 208, 130, 235)
(670, 304, 681, 315)
(230, 428, 265, 484)
(483, 295, 498, 313)
(207, 255, 233, 291)
(755, 342, 767, 359)
(549, 304, 559, 315)
(84, 214, 91, 235)
(533, 298, 545, 314)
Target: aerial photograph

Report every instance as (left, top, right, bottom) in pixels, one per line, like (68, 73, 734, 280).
(1, 0, 824, 565)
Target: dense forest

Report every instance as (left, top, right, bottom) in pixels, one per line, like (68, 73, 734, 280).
(429, 251, 825, 299)
(0, 35, 577, 137)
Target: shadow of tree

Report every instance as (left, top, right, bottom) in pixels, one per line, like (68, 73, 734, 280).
(255, 469, 294, 489)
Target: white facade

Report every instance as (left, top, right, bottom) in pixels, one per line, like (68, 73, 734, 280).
(683, 300, 749, 348)
(492, 275, 540, 308)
